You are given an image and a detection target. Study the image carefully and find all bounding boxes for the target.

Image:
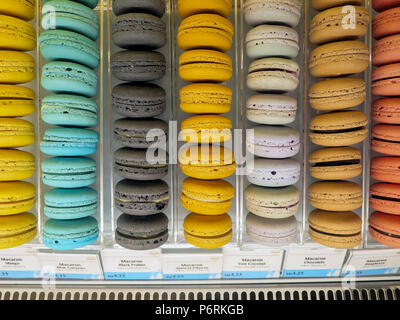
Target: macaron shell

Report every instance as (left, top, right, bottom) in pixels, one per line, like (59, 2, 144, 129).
(0, 212, 37, 249)
(373, 98, 400, 124)
(0, 181, 35, 215)
(369, 211, 400, 248)
(310, 0, 364, 11)
(0, 149, 35, 181)
(178, 0, 232, 18)
(0, 118, 35, 148)
(371, 156, 400, 184)
(373, 34, 400, 66)
(372, 63, 400, 96)
(372, 124, 400, 156)
(373, 0, 399, 12)
(112, 0, 165, 17)
(0, 50, 35, 84)
(0, 85, 35, 117)
(0, 0, 35, 21)
(181, 115, 232, 143)
(370, 183, 400, 215)
(373, 7, 400, 39)
(0, 14, 36, 51)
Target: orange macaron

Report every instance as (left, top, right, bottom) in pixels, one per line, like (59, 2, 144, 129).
(372, 63, 400, 96)
(371, 124, 400, 156)
(371, 156, 400, 184)
(369, 211, 400, 248)
(370, 182, 400, 215)
(373, 7, 400, 39)
(373, 98, 400, 124)
(373, 34, 400, 66)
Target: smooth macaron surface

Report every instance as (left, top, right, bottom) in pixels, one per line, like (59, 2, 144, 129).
(369, 211, 400, 248)
(0, 0, 35, 21)
(373, 7, 400, 39)
(0, 118, 35, 148)
(373, 0, 399, 12)
(373, 98, 400, 124)
(372, 62, 400, 96)
(0, 212, 37, 249)
(113, 0, 165, 17)
(0, 181, 35, 215)
(178, 0, 232, 18)
(0, 85, 35, 117)
(370, 183, 400, 215)
(44, 187, 98, 220)
(0, 14, 36, 51)
(0, 149, 35, 181)
(371, 156, 400, 184)
(44, 0, 99, 9)
(310, 0, 364, 11)
(372, 124, 400, 156)
(373, 34, 400, 66)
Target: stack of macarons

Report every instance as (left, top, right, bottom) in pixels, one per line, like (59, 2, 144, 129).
(0, 0, 37, 249)
(243, 0, 302, 246)
(111, 0, 169, 251)
(369, 0, 400, 248)
(177, 0, 236, 249)
(307, 0, 370, 249)
(39, 0, 100, 250)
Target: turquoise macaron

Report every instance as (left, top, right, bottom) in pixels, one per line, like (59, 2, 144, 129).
(40, 127, 99, 156)
(42, 216, 99, 250)
(42, 156, 97, 188)
(41, 61, 98, 98)
(44, 0, 99, 9)
(39, 30, 100, 69)
(41, 94, 98, 128)
(44, 187, 98, 220)
(41, 0, 100, 41)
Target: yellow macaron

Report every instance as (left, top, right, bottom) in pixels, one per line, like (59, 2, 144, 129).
(178, 14, 234, 52)
(179, 83, 232, 114)
(0, 0, 35, 21)
(0, 118, 35, 148)
(183, 213, 232, 249)
(181, 115, 232, 143)
(0, 181, 35, 215)
(0, 50, 35, 84)
(179, 144, 237, 180)
(181, 177, 234, 215)
(0, 212, 37, 249)
(0, 14, 36, 51)
(0, 149, 35, 181)
(178, 0, 232, 18)
(179, 49, 232, 83)
(0, 85, 35, 117)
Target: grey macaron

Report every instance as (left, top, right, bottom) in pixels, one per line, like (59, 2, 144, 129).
(111, 50, 166, 82)
(112, 83, 166, 118)
(115, 212, 169, 250)
(112, 0, 165, 18)
(114, 118, 168, 149)
(114, 147, 168, 180)
(112, 13, 166, 50)
(115, 179, 169, 215)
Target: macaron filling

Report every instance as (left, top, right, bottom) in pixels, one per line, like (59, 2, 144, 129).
(311, 126, 365, 134)
(369, 226, 400, 239)
(312, 159, 361, 167)
(248, 67, 299, 78)
(309, 226, 361, 238)
(371, 194, 400, 202)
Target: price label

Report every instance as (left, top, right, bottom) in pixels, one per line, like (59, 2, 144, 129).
(222, 247, 283, 279)
(282, 248, 347, 278)
(342, 249, 400, 276)
(0, 247, 41, 279)
(101, 248, 162, 280)
(162, 253, 222, 280)
(37, 252, 103, 280)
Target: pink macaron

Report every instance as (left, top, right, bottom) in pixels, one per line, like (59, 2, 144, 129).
(372, 63, 400, 96)
(373, 7, 400, 39)
(373, 34, 400, 66)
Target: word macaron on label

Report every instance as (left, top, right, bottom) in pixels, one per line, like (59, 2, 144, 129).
(0, 247, 41, 279)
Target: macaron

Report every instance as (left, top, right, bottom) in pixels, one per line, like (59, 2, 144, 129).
(40, 127, 99, 156)
(309, 77, 366, 111)
(178, 14, 234, 52)
(113, 0, 165, 17)
(370, 182, 400, 215)
(309, 110, 368, 147)
(112, 13, 166, 50)
(181, 115, 232, 143)
(246, 213, 297, 246)
(0, 212, 36, 249)
(246, 94, 297, 125)
(245, 184, 299, 219)
(114, 118, 168, 149)
(246, 125, 300, 159)
(179, 49, 232, 83)
(371, 156, 400, 184)
(183, 213, 232, 249)
(39, 29, 100, 69)
(0, 181, 35, 216)
(245, 25, 299, 59)
(308, 181, 363, 211)
(0, 85, 35, 117)
(115, 213, 169, 250)
(373, 34, 400, 66)
(372, 124, 400, 156)
(0, 149, 35, 181)
(41, 61, 98, 98)
(41, 156, 96, 188)
(42, 216, 99, 250)
(115, 179, 169, 216)
(247, 57, 300, 92)
(181, 178, 234, 215)
(372, 98, 400, 124)
(112, 83, 166, 118)
(369, 211, 400, 248)
(111, 50, 166, 82)
(41, 94, 98, 128)
(309, 147, 362, 180)
(244, 0, 302, 28)
(309, 6, 369, 44)
(0, 14, 36, 51)
(309, 40, 370, 78)
(44, 187, 98, 220)
(308, 209, 362, 249)
(0, 118, 34, 148)
(373, 7, 400, 39)
(179, 145, 236, 180)
(372, 63, 400, 96)
(114, 147, 168, 181)
(0, 50, 35, 84)
(247, 158, 300, 187)
(310, 0, 364, 11)
(65, 0, 99, 9)
(179, 83, 232, 114)
(178, 0, 232, 18)
(373, 0, 399, 12)
(41, 0, 100, 41)
(0, 0, 35, 21)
